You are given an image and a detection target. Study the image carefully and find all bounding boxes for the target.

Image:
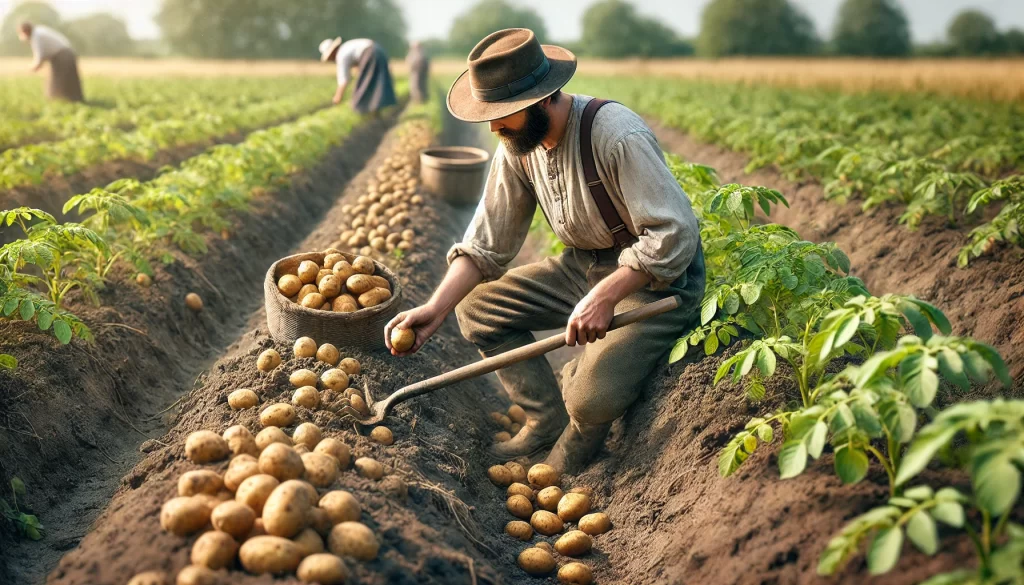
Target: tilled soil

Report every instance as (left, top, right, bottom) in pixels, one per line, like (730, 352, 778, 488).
(649, 120, 1024, 391)
(0, 111, 397, 582)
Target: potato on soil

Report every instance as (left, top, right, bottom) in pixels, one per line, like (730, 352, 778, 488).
(507, 482, 535, 501)
(302, 452, 339, 487)
(349, 394, 370, 416)
(494, 431, 512, 442)
(235, 474, 280, 515)
(255, 427, 292, 450)
(518, 547, 556, 576)
(292, 386, 321, 409)
(578, 512, 611, 535)
(220, 425, 257, 458)
(359, 287, 392, 307)
(259, 443, 305, 481)
(297, 261, 319, 284)
(239, 535, 303, 574)
(487, 465, 513, 487)
(535, 541, 553, 552)
(390, 327, 415, 352)
(224, 459, 260, 492)
(290, 369, 318, 388)
(505, 520, 533, 541)
(297, 553, 347, 584)
(528, 463, 560, 488)
(185, 430, 229, 464)
(507, 494, 534, 519)
(321, 369, 349, 391)
(262, 480, 312, 538)
(558, 562, 594, 584)
(338, 357, 361, 375)
(278, 274, 302, 297)
(319, 490, 361, 524)
(256, 349, 282, 372)
(314, 438, 351, 468)
(508, 404, 527, 424)
(536, 486, 563, 512)
(380, 475, 409, 501)
(354, 457, 385, 480)
(315, 343, 341, 366)
(160, 496, 210, 536)
(248, 518, 267, 538)
(293, 422, 323, 449)
(227, 388, 259, 410)
(185, 293, 203, 312)
(175, 565, 220, 585)
(135, 273, 153, 287)
(489, 412, 503, 424)
(127, 571, 169, 585)
(370, 426, 394, 445)
(557, 492, 592, 522)
(351, 256, 375, 275)
(260, 403, 297, 428)
(178, 470, 223, 497)
(555, 530, 593, 557)
(307, 507, 333, 537)
(328, 521, 379, 560)
(211, 500, 256, 539)
(190, 530, 238, 570)
(510, 422, 522, 434)
(230, 454, 256, 467)
(294, 337, 317, 358)
(294, 444, 310, 455)
(531, 510, 564, 536)
(498, 414, 513, 429)
(292, 526, 326, 557)
(505, 462, 528, 484)
(192, 492, 228, 514)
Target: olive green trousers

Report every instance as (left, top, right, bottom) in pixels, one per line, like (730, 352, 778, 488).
(454, 246, 705, 429)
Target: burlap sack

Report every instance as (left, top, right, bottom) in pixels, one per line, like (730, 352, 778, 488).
(265, 251, 402, 351)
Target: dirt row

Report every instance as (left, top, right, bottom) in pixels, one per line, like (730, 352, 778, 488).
(0, 109, 397, 583)
(649, 119, 1024, 391)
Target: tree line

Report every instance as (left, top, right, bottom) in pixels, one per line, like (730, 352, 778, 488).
(0, 0, 1021, 59)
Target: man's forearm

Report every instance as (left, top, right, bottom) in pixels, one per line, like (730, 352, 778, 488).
(426, 255, 484, 316)
(589, 265, 651, 307)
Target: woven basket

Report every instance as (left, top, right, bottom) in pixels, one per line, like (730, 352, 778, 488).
(265, 251, 402, 351)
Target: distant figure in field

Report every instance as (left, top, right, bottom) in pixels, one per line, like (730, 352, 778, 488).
(17, 21, 84, 103)
(319, 37, 397, 115)
(406, 41, 431, 104)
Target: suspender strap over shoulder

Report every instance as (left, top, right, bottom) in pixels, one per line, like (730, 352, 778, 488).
(580, 98, 634, 247)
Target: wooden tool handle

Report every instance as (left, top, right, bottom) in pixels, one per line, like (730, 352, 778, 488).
(379, 295, 683, 412)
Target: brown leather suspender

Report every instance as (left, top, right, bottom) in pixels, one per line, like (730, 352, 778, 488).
(519, 97, 634, 248)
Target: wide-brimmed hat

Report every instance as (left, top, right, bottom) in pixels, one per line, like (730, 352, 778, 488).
(447, 28, 576, 123)
(319, 37, 342, 62)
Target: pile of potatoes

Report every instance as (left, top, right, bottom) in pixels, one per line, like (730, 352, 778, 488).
(331, 124, 433, 259)
(276, 252, 394, 313)
(489, 404, 527, 443)
(487, 461, 611, 584)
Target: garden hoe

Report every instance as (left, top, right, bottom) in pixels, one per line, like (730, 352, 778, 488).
(341, 295, 684, 426)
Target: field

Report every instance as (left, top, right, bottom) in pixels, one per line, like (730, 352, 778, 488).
(0, 57, 1022, 585)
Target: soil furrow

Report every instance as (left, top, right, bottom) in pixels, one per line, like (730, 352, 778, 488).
(0, 109, 399, 583)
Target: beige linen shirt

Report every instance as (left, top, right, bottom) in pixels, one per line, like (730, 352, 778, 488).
(447, 94, 700, 288)
(30, 25, 72, 69)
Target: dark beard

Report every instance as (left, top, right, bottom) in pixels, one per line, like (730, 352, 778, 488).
(498, 103, 550, 157)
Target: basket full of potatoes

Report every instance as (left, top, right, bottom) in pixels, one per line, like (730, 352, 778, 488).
(265, 249, 401, 351)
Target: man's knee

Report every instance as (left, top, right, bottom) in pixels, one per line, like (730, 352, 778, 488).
(454, 285, 499, 348)
(561, 365, 634, 426)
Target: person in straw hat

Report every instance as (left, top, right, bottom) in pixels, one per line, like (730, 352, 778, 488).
(17, 21, 84, 103)
(385, 29, 705, 474)
(319, 36, 397, 114)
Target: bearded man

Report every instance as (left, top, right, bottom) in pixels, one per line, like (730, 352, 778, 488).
(385, 29, 705, 474)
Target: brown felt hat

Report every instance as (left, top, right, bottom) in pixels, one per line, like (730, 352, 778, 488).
(447, 28, 577, 123)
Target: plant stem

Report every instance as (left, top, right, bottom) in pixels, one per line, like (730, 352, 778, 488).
(865, 444, 896, 495)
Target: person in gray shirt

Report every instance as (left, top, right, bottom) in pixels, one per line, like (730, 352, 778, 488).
(385, 29, 705, 474)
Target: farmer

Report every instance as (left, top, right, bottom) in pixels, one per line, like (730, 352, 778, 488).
(319, 36, 397, 115)
(17, 21, 84, 103)
(406, 41, 431, 104)
(385, 29, 705, 474)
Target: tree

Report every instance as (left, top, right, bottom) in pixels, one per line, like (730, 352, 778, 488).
(580, 0, 693, 58)
(0, 1, 63, 56)
(1004, 28, 1024, 55)
(946, 9, 1000, 55)
(447, 0, 548, 57)
(66, 13, 135, 57)
(832, 0, 910, 57)
(697, 0, 819, 57)
(157, 0, 407, 59)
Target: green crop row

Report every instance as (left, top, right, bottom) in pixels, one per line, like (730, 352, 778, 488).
(0, 77, 333, 151)
(567, 77, 1024, 266)
(0, 79, 338, 190)
(0, 88, 406, 355)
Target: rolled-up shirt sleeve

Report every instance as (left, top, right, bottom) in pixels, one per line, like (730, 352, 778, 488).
(609, 130, 700, 289)
(446, 145, 536, 281)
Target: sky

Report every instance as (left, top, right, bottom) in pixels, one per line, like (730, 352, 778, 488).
(1, 0, 1022, 43)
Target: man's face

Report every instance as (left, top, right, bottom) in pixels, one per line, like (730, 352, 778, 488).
(489, 102, 550, 158)
(17, 30, 29, 42)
